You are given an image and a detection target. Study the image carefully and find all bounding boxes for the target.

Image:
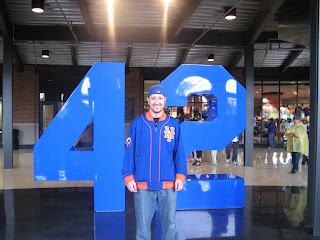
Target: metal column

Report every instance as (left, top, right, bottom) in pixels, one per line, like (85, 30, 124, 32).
(244, 43, 254, 167)
(307, 0, 320, 235)
(2, 37, 13, 169)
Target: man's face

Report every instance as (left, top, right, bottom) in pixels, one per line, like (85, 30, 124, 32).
(294, 119, 300, 125)
(147, 94, 166, 114)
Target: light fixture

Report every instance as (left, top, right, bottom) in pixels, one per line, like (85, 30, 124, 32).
(207, 54, 215, 62)
(32, 0, 44, 13)
(224, 7, 236, 20)
(42, 50, 50, 58)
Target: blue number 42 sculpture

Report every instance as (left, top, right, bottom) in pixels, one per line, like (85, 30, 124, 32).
(33, 63, 245, 212)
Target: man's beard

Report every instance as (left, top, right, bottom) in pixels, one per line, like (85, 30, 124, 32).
(151, 105, 162, 113)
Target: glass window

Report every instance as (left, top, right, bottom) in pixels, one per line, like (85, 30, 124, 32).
(281, 84, 297, 103)
(254, 103, 262, 143)
(298, 83, 310, 104)
(254, 80, 310, 145)
(263, 84, 280, 104)
(165, 94, 216, 121)
(187, 95, 203, 120)
(280, 103, 295, 120)
(254, 85, 262, 103)
(262, 103, 281, 143)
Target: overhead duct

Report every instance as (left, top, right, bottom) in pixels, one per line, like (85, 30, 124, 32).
(277, 0, 310, 47)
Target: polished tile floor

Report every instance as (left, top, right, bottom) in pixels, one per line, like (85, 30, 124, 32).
(0, 148, 318, 239)
(1, 186, 319, 240)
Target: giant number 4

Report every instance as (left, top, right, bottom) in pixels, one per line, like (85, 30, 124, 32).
(34, 63, 125, 211)
(34, 63, 245, 212)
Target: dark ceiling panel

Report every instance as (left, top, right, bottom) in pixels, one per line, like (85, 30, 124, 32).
(13, 25, 250, 46)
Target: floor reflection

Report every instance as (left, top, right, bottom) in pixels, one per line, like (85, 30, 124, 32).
(1, 186, 319, 240)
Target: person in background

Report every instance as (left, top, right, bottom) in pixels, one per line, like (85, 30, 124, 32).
(225, 133, 242, 165)
(211, 150, 218, 165)
(267, 118, 276, 149)
(192, 151, 203, 166)
(285, 118, 309, 165)
(285, 115, 309, 174)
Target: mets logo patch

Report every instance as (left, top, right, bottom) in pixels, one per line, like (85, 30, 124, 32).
(164, 126, 175, 142)
(126, 137, 132, 148)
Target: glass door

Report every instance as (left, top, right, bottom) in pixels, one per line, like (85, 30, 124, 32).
(39, 101, 63, 136)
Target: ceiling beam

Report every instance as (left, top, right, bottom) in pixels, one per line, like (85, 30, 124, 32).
(247, 0, 285, 45)
(70, 46, 77, 69)
(227, 0, 285, 72)
(77, 0, 95, 36)
(227, 51, 243, 72)
(0, 1, 24, 72)
(254, 67, 309, 82)
(14, 25, 275, 46)
(175, 48, 190, 67)
(33, 64, 309, 83)
(280, 45, 303, 72)
(170, 0, 202, 37)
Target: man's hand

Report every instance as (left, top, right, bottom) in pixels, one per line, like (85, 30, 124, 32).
(175, 179, 184, 192)
(127, 181, 138, 192)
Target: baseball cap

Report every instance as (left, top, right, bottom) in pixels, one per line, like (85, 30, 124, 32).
(148, 85, 166, 97)
(293, 115, 300, 120)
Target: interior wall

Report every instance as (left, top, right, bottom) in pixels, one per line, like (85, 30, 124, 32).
(13, 65, 39, 146)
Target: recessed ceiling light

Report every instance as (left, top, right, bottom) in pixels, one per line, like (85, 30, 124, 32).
(32, 0, 44, 13)
(42, 50, 50, 58)
(224, 7, 236, 20)
(207, 54, 215, 62)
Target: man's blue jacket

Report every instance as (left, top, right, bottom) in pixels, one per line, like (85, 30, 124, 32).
(122, 110, 188, 190)
(267, 121, 276, 133)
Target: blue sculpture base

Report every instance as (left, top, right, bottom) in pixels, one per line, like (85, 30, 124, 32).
(177, 174, 245, 210)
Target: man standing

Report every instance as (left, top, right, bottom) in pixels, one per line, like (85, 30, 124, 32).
(267, 118, 276, 149)
(122, 85, 188, 240)
(285, 115, 309, 174)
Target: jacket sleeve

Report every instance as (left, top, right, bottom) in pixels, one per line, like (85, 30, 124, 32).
(121, 119, 136, 184)
(173, 122, 188, 181)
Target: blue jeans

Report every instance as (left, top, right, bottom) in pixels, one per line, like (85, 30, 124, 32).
(268, 133, 275, 148)
(291, 152, 301, 171)
(134, 188, 179, 240)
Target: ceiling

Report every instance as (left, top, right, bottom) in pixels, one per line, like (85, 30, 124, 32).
(0, 0, 311, 71)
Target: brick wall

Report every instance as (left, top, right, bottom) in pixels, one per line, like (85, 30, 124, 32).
(13, 65, 39, 124)
(125, 68, 143, 117)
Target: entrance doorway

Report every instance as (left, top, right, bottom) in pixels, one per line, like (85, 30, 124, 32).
(39, 101, 63, 136)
